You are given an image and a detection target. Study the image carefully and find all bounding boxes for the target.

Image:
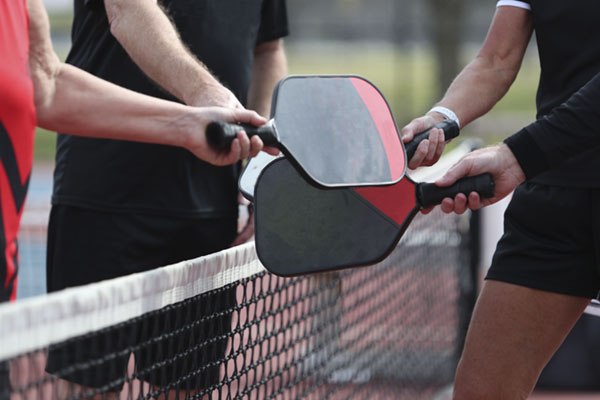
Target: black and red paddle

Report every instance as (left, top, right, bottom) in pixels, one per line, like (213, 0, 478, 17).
(253, 157, 493, 276)
(208, 75, 458, 190)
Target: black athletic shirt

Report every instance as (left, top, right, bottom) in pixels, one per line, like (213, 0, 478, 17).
(506, 72, 600, 179)
(496, 0, 600, 187)
(52, 0, 289, 217)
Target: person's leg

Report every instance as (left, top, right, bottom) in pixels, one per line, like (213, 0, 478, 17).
(137, 216, 238, 398)
(454, 183, 600, 398)
(453, 280, 589, 400)
(45, 206, 167, 398)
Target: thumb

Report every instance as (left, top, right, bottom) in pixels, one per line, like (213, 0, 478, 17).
(435, 158, 472, 187)
(401, 118, 428, 142)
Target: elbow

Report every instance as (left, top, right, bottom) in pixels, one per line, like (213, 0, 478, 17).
(29, 57, 61, 129)
(254, 39, 284, 57)
(474, 52, 521, 90)
(104, 0, 126, 36)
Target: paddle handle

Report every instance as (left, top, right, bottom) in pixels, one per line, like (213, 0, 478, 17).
(206, 120, 278, 151)
(417, 173, 495, 209)
(405, 119, 460, 160)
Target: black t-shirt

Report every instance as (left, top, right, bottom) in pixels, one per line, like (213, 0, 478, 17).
(52, 0, 289, 217)
(499, 0, 600, 187)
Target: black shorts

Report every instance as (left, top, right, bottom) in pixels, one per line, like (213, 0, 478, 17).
(486, 182, 600, 299)
(0, 360, 9, 400)
(45, 205, 238, 391)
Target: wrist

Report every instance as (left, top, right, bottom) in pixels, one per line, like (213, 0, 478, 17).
(427, 106, 460, 128)
(504, 127, 549, 180)
(498, 143, 526, 184)
(185, 72, 221, 106)
(166, 106, 199, 150)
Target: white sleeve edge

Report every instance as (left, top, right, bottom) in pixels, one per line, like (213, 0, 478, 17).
(497, 0, 531, 10)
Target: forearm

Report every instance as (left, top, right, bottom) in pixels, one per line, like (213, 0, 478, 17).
(432, 56, 520, 127)
(430, 6, 532, 127)
(105, 0, 219, 105)
(505, 71, 600, 179)
(247, 40, 287, 117)
(36, 63, 191, 147)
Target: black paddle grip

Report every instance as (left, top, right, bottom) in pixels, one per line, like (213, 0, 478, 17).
(206, 121, 278, 151)
(416, 173, 495, 209)
(405, 119, 460, 160)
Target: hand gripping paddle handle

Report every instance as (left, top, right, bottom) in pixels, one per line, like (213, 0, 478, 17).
(206, 120, 278, 151)
(405, 119, 460, 160)
(416, 173, 495, 209)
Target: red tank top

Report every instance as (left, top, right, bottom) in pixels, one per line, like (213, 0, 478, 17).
(0, 0, 36, 301)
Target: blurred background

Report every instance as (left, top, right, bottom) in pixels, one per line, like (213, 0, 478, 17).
(38, 0, 540, 162)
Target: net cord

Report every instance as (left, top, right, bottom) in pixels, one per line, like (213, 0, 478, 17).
(0, 139, 488, 362)
(0, 242, 264, 362)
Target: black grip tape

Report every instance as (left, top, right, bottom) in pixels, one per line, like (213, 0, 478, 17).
(206, 121, 277, 151)
(405, 119, 460, 160)
(416, 173, 495, 209)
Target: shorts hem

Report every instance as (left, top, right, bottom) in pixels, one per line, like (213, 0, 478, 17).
(485, 271, 598, 299)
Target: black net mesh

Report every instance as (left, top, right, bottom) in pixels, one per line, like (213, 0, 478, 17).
(1, 206, 477, 400)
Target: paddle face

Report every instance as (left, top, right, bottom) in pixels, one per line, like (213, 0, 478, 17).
(271, 75, 406, 187)
(254, 158, 418, 276)
(254, 157, 494, 276)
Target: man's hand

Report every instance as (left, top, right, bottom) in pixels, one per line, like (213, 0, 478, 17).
(434, 143, 526, 214)
(401, 113, 447, 169)
(183, 107, 279, 166)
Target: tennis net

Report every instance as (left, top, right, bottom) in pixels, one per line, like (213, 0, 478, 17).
(1, 141, 482, 400)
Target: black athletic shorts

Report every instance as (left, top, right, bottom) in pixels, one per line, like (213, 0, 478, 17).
(486, 182, 600, 299)
(45, 205, 238, 392)
(0, 360, 9, 400)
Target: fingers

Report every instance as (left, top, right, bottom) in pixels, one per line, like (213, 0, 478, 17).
(237, 131, 280, 160)
(401, 116, 430, 143)
(423, 128, 445, 166)
(237, 191, 250, 206)
(236, 131, 252, 160)
(408, 140, 429, 169)
(223, 137, 242, 165)
(468, 192, 484, 210)
(248, 135, 263, 158)
(234, 109, 267, 127)
(234, 110, 268, 159)
(440, 193, 468, 214)
(407, 128, 445, 169)
(439, 192, 483, 214)
(436, 157, 472, 187)
(263, 146, 281, 156)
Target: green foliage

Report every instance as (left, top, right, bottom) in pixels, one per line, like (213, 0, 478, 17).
(48, 11, 73, 34)
(34, 129, 57, 161)
(287, 44, 540, 144)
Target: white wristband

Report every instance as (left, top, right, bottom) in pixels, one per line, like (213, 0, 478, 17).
(428, 106, 460, 128)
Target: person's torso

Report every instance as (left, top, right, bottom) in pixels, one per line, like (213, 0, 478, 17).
(0, 0, 36, 301)
(527, 0, 600, 186)
(53, 0, 286, 217)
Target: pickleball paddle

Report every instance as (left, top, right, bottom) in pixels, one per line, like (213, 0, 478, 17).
(209, 75, 458, 188)
(253, 157, 494, 276)
(237, 117, 458, 200)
